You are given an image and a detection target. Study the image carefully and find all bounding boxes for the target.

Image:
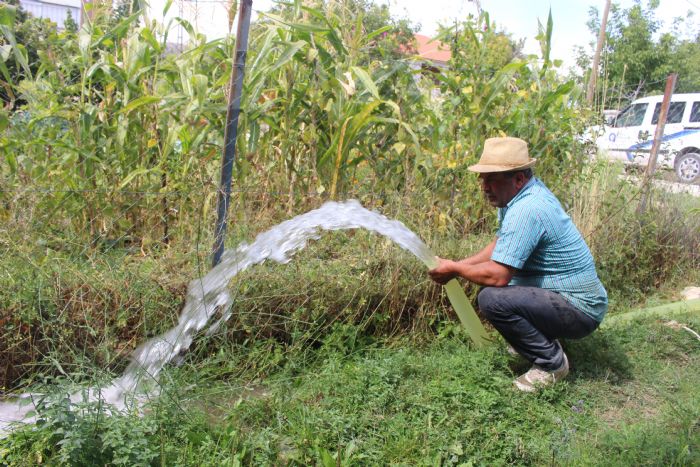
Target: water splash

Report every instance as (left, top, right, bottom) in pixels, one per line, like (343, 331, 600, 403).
(0, 200, 486, 435)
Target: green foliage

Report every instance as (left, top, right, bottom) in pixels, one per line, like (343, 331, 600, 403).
(424, 13, 589, 229)
(606, 2, 667, 95)
(2, 8, 232, 245)
(0, 392, 159, 466)
(63, 10, 78, 33)
(240, 1, 420, 202)
(0, 249, 186, 390)
(591, 186, 698, 306)
(666, 30, 700, 93)
(4, 314, 698, 465)
(568, 160, 699, 308)
(580, 0, 700, 106)
(0, 0, 80, 108)
(1, 0, 592, 246)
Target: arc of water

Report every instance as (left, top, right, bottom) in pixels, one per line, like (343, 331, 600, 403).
(0, 200, 489, 435)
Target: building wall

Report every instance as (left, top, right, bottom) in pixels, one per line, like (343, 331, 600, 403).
(19, 0, 81, 28)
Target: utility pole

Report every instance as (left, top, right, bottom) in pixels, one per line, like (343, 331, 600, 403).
(469, 0, 482, 16)
(637, 73, 677, 215)
(212, 0, 253, 267)
(586, 0, 611, 106)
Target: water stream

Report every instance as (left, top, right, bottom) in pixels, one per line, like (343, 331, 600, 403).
(0, 200, 486, 435)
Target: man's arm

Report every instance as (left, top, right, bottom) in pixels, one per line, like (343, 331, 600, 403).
(428, 238, 515, 286)
(457, 239, 497, 266)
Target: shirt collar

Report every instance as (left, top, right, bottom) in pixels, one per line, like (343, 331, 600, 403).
(505, 176, 538, 209)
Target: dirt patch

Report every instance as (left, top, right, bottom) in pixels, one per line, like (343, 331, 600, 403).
(597, 384, 662, 425)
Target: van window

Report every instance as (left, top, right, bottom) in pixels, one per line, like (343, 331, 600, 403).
(690, 102, 700, 123)
(614, 103, 647, 127)
(651, 102, 686, 124)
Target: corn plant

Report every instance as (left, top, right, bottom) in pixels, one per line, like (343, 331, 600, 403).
(1, 1, 595, 252)
(234, 1, 420, 209)
(2, 6, 234, 247)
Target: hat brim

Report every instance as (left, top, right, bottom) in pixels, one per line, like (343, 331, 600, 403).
(467, 159, 537, 173)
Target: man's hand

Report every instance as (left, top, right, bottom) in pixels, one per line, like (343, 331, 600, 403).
(428, 257, 458, 285)
(429, 252, 515, 287)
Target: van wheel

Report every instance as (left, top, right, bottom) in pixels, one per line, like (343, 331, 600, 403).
(675, 152, 700, 183)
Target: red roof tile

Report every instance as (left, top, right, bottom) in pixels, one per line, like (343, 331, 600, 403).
(414, 34, 451, 64)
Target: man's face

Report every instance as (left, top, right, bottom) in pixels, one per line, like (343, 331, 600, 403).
(478, 172, 527, 208)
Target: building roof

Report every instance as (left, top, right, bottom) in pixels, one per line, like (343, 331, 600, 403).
(413, 34, 451, 66)
(34, 0, 81, 8)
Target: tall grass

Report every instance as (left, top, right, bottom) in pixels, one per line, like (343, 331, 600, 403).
(0, 4, 698, 463)
(570, 159, 700, 306)
(1, 3, 593, 250)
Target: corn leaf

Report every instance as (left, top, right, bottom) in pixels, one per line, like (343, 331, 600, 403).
(0, 4, 16, 26)
(120, 167, 154, 188)
(120, 96, 161, 115)
(366, 25, 391, 41)
(270, 41, 306, 71)
(351, 66, 379, 100)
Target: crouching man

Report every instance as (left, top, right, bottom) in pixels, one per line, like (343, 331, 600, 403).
(429, 137, 607, 392)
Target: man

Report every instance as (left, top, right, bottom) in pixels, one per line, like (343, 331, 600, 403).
(429, 137, 607, 392)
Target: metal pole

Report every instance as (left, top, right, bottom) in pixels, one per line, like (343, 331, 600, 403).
(638, 73, 677, 215)
(212, 0, 253, 267)
(587, 0, 611, 106)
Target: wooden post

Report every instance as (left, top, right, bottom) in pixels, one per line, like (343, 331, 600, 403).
(586, 0, 611, 106)
(637, 73, 677, 215)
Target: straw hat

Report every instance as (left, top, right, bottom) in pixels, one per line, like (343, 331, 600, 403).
(467, 137, 537, 173)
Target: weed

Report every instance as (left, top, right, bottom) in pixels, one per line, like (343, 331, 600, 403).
(2, 314, 698, 465)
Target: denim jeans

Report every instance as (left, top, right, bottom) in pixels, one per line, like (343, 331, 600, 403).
(477, 286, 599, 371)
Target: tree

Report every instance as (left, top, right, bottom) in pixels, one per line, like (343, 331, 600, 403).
(606, 1, 666, 97)
(580, 0, 700, 108)
(667, 33, 700, 93)
(0, 0, 81, 108)
(266, 0, 417, 61)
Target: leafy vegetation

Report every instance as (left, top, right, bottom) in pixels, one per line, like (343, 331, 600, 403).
(0, 0, 698, 464)
(1, 0, 592, 246)
(1, 313, 698, 465)
(579, 0, 700, 106)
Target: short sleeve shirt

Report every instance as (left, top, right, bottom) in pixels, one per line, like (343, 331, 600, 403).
(491, 177, 608, 322)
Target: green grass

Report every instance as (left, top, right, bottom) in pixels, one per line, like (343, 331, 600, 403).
(2, 313, 697, 465)
(0, 248, 190, 391)
(0, 175, 697, 465)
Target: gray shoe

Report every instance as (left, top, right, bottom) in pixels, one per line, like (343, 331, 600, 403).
(514, 352, 569, 392)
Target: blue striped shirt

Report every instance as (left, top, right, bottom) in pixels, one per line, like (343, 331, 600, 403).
(491, 177, 608, 322)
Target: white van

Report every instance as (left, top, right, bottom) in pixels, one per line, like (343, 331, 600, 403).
(594, 93, 700, 183)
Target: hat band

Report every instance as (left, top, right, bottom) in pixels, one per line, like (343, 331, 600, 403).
(478, 161, 533, 167)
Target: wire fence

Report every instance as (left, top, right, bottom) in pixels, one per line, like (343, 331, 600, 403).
(1, 159, 698, 394)
(0, 179, 467, 391)
(1, 169, 696, 265)
(0, 168, 493, 252)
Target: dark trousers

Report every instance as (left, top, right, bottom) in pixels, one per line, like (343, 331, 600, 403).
(477, 286, 599, 371)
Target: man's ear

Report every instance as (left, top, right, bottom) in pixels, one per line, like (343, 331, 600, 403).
(515, 172, 527, 189)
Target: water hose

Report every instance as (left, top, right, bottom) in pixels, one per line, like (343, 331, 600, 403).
(424, 257, 491, 348)
(601, 298, 700, 328)
(443, 279, 492, 347)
